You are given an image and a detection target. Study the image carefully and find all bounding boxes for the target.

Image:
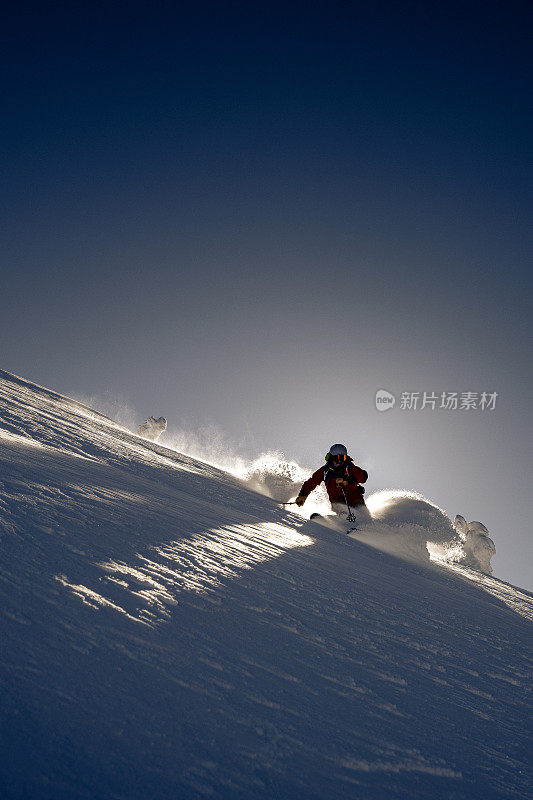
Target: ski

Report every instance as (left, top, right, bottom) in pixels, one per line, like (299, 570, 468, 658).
(310, 512, 358, 534)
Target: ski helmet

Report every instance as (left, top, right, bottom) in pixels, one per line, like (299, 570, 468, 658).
(326, 443, 348, 463)
(329, 444, 347, 456)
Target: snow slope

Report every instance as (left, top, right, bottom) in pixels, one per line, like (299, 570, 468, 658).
(0, 369, 531, 800)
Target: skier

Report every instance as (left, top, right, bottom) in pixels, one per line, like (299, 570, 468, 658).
(295, 444, 368, 519)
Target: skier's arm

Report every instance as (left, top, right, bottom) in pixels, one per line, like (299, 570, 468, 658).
(348, 464, 368, 484)
(296, 468, 325, 504)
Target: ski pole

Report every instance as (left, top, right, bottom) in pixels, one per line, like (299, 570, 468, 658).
(340, 486, 357, 523)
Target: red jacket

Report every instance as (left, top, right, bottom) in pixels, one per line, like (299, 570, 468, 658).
(299, 458, 368, 506)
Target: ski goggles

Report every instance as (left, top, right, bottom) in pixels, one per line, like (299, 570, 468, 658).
(326, 453, 348, 462)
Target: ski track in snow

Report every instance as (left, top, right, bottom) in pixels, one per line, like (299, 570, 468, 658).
(0, 369, 531, 800)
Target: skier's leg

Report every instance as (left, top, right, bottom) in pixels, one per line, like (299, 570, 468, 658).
(331, 502, 348, 519)
(332, 501, 372, 527)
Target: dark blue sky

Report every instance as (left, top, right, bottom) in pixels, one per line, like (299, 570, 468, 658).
(2, 2, 532, 587)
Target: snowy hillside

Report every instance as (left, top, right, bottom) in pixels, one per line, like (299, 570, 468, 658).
(0, 369, 531, 800)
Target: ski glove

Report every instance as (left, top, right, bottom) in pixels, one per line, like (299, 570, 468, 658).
(337, 478, 365, 493)
(295, 495, 306, 507)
